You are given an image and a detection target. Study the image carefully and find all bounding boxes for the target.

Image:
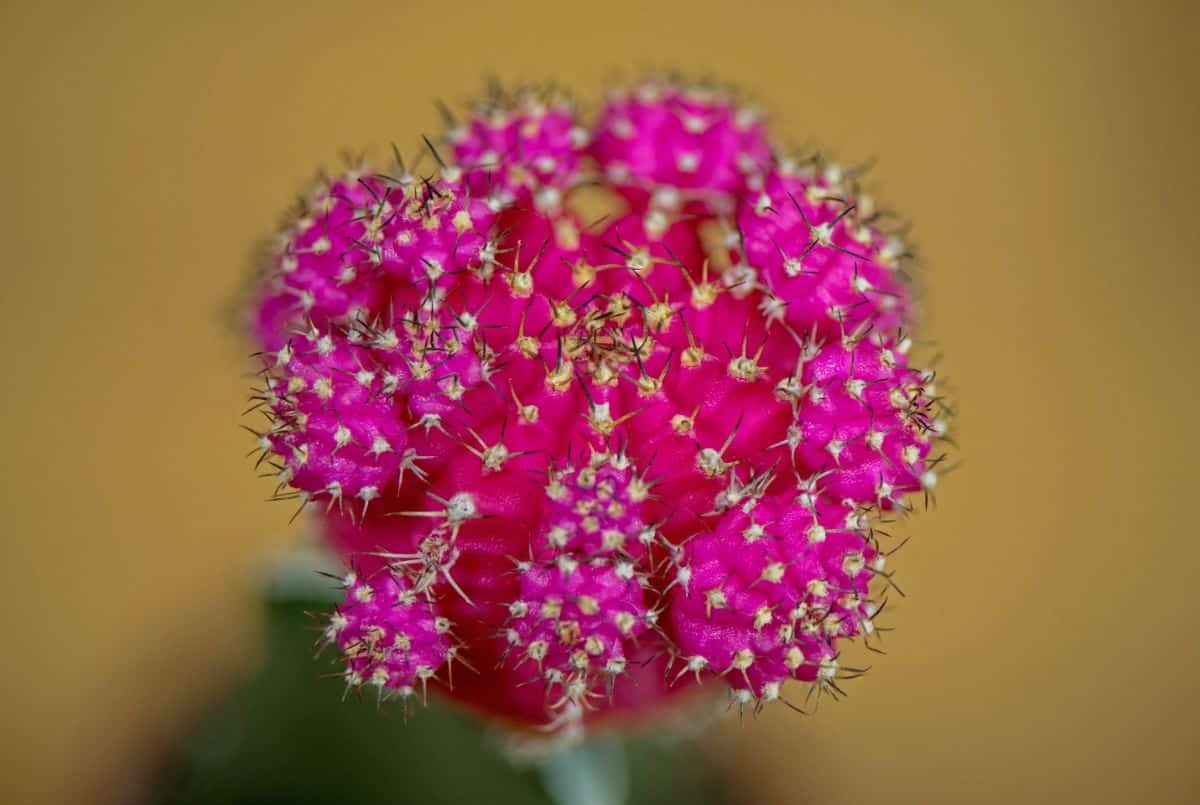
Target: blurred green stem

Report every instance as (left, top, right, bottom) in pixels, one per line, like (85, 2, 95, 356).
(539, 739, 629, 805)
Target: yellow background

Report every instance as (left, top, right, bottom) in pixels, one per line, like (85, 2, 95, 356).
(3, 1, 1197, 803)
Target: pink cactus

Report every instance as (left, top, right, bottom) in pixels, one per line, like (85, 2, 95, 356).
(324, 570, 455, 702)
(447, 84, 587, 211)
(735, 160, 910, 338)
(592, 78, 771, 214)
(246, 78, 949, 738)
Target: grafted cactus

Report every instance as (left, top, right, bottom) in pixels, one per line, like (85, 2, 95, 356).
(245, 78, 950, 740)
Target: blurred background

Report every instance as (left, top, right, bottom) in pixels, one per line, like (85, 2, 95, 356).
(3, 1, 1198, 803)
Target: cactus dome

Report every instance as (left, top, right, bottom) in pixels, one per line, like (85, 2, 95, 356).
(245, 77, 951, 741)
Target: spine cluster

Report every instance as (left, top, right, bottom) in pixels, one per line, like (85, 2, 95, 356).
(246, 78, 950, 735)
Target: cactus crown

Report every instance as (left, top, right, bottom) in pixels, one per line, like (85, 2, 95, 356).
(246, 78, 950, 739)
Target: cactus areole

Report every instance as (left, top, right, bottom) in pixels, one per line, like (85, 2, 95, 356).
(245, 78, 950, 740)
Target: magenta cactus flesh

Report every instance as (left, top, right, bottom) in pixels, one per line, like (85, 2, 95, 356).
(326, 570, 454, 699)
(246, 79, 949, 736)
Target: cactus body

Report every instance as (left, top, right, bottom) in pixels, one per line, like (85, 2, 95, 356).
(246, 79, 949, 737)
